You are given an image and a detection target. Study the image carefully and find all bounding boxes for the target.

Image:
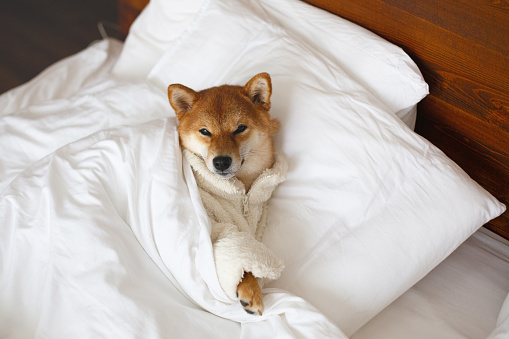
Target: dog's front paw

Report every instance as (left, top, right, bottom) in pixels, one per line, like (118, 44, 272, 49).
(236, 272, 264, 316)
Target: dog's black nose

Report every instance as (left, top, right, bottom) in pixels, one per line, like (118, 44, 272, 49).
(213, 156, 232, 171)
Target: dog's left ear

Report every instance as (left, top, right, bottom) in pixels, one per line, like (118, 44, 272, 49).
(242, 73, 272, 111)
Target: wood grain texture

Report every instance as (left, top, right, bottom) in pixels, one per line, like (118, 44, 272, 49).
(384, 0, 509, 56)
(304, 0, 509, 237)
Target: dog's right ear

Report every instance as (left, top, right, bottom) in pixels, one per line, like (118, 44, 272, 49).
(242, 73, 272, 111)
(167, 84, 199, 120)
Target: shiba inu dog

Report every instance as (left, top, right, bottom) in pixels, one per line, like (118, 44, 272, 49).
(168, 73, 286, 316)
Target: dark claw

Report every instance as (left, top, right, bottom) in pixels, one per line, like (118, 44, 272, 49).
(244, 309, 255, 315)
(240, 300, 249, 307)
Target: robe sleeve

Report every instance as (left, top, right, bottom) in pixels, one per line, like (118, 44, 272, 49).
(211, 221, 285, 300)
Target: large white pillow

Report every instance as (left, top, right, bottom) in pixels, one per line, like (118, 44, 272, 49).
(147, 0, 505, 335)
(113, 0, 428, 128)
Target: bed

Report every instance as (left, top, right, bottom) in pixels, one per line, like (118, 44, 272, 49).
(0, 0, 507, 338)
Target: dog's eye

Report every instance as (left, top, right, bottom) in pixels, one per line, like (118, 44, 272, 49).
(199, 128, 211, 136)
(234, 124, 247, 135)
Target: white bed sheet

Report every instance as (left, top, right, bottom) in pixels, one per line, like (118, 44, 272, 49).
(353, 228, 509, 339)
(1, 38, 507, 339)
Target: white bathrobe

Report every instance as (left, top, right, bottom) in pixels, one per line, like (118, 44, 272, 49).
(184, 150, 287, 300)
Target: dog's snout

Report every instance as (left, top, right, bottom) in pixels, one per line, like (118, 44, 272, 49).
(213, 156, 232, 171)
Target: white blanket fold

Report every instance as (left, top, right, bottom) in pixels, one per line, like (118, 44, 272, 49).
(0, 41, 346, 338)
(214, 229, 285, 299)
(0, 116, 344, 338)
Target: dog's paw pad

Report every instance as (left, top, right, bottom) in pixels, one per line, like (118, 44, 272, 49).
(238, 295, 263, 316)
(237, 288, 264, 316)
(237, 272, 264, 316)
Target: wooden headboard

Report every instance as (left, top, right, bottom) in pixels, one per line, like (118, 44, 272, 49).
(118, 0, 509, 239)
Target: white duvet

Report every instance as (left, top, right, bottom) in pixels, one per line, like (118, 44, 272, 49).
(0, 39, 345, 338)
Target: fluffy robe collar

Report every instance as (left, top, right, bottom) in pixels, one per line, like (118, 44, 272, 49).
(183, 149, 287, 204)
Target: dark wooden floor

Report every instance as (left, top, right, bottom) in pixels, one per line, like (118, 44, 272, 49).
(0, 0, 118, 94)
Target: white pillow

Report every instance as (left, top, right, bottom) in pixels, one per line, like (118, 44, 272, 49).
(147, 0, 506, 335)
(112, 0, 206, 80)
(113, 0, 428, 128)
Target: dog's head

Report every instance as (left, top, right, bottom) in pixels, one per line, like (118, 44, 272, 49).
(168, 73, 279, 180)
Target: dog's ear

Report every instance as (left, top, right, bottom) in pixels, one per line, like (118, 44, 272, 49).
(242, 73, 272, 111)
(167, 84, 199, 120)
